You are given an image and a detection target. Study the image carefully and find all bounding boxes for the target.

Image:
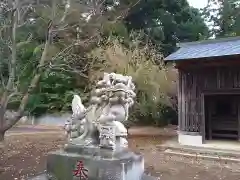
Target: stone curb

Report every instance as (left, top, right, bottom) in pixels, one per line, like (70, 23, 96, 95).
(156, 143, 240, 157)
(14, 125, 63, 129)
(164, 149, 240, 163)
(6, 131, 64, 137)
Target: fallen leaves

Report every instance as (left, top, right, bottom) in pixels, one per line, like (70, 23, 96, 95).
(0, 133, 66, 180)
(1, 132, 240, 180)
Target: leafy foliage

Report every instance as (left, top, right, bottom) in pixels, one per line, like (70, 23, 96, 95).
(0, 0, 211, 128)
(123, 0, 209, 55)
(202, 0, 240, 37)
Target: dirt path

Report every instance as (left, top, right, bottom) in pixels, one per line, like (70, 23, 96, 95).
(8, 127, 57, 132)
(8, 125, 177, 136)
(129, 125, 177, 136)
(139, 141, 240, 180)
(6, 126, 62, 136)
(1, 126, 240, 180)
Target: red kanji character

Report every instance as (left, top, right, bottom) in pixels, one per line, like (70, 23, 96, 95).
(73, 160, 88, 180)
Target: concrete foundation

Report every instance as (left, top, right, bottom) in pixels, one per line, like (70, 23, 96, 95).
(178, 133, 203, 146)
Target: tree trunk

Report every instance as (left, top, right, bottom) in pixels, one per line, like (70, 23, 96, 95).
(0, 129, 5, 150)
(0, 0, 18, 129)
(0, 130, 5, 142)
(0, 0, 59, 142)
(3, 40, 51, 132)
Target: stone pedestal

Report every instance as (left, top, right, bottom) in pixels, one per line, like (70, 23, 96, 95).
(28, 73, 157, 180)
(30, 173, 157, 180)
(29, 145, 157, 180)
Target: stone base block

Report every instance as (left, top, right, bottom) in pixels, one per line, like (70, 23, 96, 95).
(29, 173, 158, 180)
(45, 146, 147, 180)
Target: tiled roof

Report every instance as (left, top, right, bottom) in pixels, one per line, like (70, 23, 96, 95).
(165, 36, 240, 61)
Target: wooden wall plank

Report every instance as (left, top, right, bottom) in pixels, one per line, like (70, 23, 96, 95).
(178, 65, 240, 135)
(178, 70, 182, 131)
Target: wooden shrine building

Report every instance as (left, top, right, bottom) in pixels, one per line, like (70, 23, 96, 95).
(165, 37, 240, 146)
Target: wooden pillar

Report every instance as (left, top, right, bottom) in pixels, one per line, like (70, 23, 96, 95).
(208, 100, 212, 140)
(238, 97, 240, 141)
(201, 93, 206, 142)
(178, 70, 182, 131)
(182, 72, 187, 132)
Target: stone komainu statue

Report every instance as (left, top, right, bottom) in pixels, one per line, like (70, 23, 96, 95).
(64, 72, 136, 150)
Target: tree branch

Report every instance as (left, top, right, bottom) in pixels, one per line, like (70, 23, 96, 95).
(49, 63, 88, 78)
(1, 0, 74, 131)
(0, 73, 6, 89)
(3, 32, 51, 131)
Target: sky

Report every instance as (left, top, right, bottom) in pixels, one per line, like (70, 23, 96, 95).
(188, 0, 208, 9)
